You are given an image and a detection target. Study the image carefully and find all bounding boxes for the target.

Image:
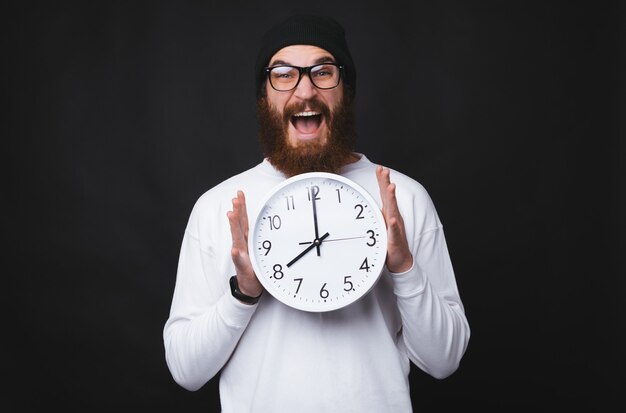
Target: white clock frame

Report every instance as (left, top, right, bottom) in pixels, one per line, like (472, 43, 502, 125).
(248, 172, 388, 312)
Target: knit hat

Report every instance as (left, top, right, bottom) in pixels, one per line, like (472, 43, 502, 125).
(255, 14, 356, 98)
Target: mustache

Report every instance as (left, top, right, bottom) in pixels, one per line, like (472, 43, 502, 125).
(282, 98, 331, 122)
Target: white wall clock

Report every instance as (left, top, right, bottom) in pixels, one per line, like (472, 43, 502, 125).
(248, 172, 388, 312)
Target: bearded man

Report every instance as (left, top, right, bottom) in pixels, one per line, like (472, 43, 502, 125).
(164, 14, 470, 413)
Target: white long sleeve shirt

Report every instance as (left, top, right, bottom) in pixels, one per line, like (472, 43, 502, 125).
(163, 154, 470, 413)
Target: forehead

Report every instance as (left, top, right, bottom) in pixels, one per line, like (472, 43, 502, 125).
(269, 45, 336, 66)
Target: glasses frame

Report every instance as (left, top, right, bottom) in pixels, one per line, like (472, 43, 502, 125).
(265, 63, 344, 92)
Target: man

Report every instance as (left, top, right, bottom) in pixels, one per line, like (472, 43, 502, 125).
(164, 14, 470, 413)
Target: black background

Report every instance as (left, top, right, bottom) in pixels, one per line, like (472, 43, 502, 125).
(7, 1, 624, 411)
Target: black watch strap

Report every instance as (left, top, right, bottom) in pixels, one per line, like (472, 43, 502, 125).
(229, 276, 262, 305)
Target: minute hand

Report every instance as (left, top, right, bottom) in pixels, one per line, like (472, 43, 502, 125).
(311, 188, 321, 256)
(286, 232, 330, 268)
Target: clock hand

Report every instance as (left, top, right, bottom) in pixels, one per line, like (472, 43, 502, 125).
(299, 235, 366, 245)
(286, 232, 330, 268)
(311, 186, 321, 256)
(321, 236, 367, 242)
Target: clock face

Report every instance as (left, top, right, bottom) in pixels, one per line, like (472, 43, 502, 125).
(248, 172, 388, 312)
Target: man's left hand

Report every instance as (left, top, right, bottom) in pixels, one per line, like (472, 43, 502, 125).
(376, 165, 414, 273)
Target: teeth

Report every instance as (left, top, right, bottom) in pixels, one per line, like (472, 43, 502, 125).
(293, 111, 319, 117)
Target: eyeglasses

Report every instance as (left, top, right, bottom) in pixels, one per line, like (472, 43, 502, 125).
(265, 63, 343, 92)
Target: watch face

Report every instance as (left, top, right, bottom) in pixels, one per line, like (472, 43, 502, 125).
(249, 172, 388, 312)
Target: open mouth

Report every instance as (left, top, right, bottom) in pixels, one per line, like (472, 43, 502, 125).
(291, 111, 322, 134)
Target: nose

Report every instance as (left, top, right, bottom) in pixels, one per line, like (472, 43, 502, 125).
(293, 72, 318, 100)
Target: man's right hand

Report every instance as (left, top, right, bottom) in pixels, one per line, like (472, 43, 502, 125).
(227, 190, 263, 298)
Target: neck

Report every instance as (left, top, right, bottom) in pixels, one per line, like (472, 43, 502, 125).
(343, 152, 361, 166)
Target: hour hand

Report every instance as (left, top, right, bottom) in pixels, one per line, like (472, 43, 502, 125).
(286, 232, 329, 268)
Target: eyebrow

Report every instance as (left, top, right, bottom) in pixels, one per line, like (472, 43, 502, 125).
(269, 56, 336, 67)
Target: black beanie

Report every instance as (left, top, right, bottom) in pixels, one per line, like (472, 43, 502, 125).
(255, 14, 356, 98)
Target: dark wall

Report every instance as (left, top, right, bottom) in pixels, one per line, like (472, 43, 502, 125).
(8, 1, 623, 411)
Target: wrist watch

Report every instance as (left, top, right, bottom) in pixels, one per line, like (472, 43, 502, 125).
(229, 276, 262, 305)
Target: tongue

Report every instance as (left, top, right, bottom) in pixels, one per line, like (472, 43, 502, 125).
(293, 116, 320, 134)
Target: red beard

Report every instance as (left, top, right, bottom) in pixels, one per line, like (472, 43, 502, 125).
(256, 94, 357, 177)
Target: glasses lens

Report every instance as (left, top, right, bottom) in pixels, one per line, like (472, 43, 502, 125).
(268, 66, 299, 91)
(309, 64, 340, 89)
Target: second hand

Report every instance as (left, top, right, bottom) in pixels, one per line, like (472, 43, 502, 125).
(299, 236, 366, 244)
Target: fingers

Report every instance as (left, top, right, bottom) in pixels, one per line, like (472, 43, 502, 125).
(376, 164, 403, 234)
(227, 191, 253, 257)
(239, 191, 249, 239)
(227, 191, 248, 259)
(375, 165, 413, 273)
(227, 190, 263, 296)
(228, 191, 251, 268)
(376, 165, 389, 208)
(376, 165, 400, 225)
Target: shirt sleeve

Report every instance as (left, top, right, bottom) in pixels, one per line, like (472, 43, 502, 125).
(163, 207, 258, 391)
(388, 182, 470, 379)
